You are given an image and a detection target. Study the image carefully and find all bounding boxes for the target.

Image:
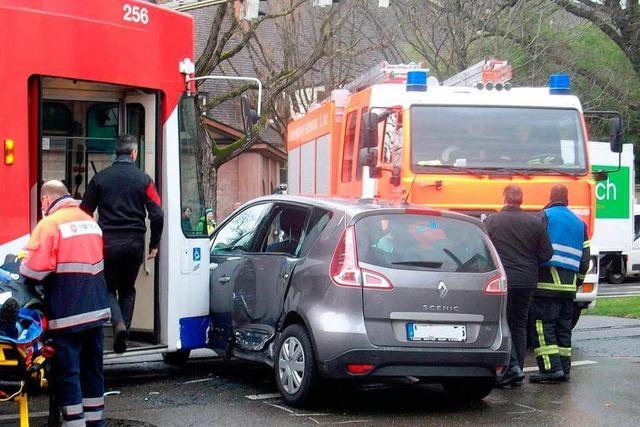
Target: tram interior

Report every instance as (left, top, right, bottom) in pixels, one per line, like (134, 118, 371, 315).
(39, 77, 159, 350)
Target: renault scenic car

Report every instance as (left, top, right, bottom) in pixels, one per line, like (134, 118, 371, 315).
(208, 196, 510, 407)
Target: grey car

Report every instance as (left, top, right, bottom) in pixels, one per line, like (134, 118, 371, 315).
(208, 196, 510, 407)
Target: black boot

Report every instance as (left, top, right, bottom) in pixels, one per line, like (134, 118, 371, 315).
(529, 370, 564, 384)
(113, 322, 128, 354)
(496, 366, 525, 388)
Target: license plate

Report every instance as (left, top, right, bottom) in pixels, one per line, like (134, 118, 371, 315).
(406, 323, 466, 342)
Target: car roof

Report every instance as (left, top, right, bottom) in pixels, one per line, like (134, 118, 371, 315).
(247, 195, 486, 229)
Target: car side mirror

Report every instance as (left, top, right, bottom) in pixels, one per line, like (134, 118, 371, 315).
(609, 117, 623, 153)
(593, 170, 608, 182)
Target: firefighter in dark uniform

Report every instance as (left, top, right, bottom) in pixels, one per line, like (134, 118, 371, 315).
(530, 184, 590, 383)
(81, 134, 164, 353)
(21, 180, 110, 426)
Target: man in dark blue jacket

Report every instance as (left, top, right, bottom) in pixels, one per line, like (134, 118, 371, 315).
(81, 135, 164, 353)
(485, 185, 553, 387)
(529, 184, 590, 383)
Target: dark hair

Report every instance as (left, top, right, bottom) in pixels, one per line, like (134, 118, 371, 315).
(503, 184, 523, 206)
(115, 134, 138, 156)
(549, 184, 569, 205)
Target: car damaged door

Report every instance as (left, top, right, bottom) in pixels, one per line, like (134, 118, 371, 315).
(230, 204, 310, 353)
(209, 202, 273, 355)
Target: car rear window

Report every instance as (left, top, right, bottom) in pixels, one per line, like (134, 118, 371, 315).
(355, 214, 496, 273)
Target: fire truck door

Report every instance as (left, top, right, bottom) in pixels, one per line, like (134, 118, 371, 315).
(123, 93, 159, 339)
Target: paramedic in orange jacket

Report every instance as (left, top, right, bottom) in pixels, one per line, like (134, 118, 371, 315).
(20, 180, 110, 427)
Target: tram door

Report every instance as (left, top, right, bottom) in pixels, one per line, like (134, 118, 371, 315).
(38, 77, 160, 347)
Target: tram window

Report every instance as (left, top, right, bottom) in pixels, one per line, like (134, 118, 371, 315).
(178, 96, 207, 238)
(43, 102, 73, 133)
(127, 103, 145, 144)
(87, 103, 118, 153)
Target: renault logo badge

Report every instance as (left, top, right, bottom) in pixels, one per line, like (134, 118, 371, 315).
(437, 281, 448, 298)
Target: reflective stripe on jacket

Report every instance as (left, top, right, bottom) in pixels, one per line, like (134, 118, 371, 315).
(20, 196, 110, 332)
(542, 206, 585, 272)
(537, 203, 590, 297)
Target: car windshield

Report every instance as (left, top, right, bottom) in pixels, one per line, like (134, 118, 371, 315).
(355, 214, 496, 273)
(410, 106, 587, 173)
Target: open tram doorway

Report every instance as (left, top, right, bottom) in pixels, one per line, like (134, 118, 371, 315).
(36, 77, 161, 352)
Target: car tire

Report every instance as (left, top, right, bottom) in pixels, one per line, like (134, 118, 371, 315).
(162, 350, 191, 366)
(274, 324, 320, 408)
(442, 378, 495, 401)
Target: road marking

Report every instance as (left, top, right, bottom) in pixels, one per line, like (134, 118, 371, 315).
(523, 359, 597, 373)
(265, 402, 294, 413)
(290, 413, 331, 417)
(246, 392, 282, 400)
(182, 378, 215, 385)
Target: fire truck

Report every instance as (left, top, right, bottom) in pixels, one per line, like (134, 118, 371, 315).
(286, 60, 623, 323)
(0, 0, 221, 361)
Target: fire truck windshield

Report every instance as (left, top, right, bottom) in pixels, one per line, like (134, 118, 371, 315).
(410, 106, 587, 175)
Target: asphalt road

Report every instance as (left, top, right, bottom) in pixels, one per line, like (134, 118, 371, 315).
(2, 316, 640, 427)
(598, 279, 640, 297)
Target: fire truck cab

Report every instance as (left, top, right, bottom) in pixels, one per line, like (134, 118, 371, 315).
(287, 61, 607, 318)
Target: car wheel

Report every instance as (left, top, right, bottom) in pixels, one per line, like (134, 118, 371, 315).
(274, 324, 319, 407)
(442, 378, 495, 401)
(162, 350, 191, 366)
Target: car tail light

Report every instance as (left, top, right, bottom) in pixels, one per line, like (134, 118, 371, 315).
(330, 226, 393, 290)
(346, 363, 375, 375)
(330, 226, 361, 287)
(484, 274, 507, 295)
(362, 269, 393, 290)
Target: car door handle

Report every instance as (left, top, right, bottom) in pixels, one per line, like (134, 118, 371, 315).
(209, 263, 219, 271)
(218, 275, 231, 284)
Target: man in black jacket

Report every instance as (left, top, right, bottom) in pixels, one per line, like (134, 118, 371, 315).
(81, 134, 164, 353)
(485, 185, 553, 387)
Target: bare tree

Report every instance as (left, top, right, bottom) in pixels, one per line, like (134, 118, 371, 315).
(191, 0, 362, 208)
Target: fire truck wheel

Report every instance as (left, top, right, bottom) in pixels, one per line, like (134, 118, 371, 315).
(162, 350, 191, 366)
(607, 263, 626, 284)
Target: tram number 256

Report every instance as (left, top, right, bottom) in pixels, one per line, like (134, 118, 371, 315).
(123, 4, 149, 25)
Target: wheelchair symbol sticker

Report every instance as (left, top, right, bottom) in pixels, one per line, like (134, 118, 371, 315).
(193, 247, 201, 262)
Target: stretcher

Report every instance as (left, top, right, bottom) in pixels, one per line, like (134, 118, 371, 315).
(1, 258, 51, 427)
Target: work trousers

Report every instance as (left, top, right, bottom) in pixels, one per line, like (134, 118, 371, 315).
(103, 234, 144, 330)
(530, 296, 573, 375)
(506, 287, 535, 371)
(52, 326, 105, 426)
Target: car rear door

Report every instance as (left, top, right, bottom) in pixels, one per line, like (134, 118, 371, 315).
(353, 212, 504, 349)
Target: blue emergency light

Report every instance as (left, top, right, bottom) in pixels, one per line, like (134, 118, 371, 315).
(549, 73, 571, 94)
(407, 69, 428, 92)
